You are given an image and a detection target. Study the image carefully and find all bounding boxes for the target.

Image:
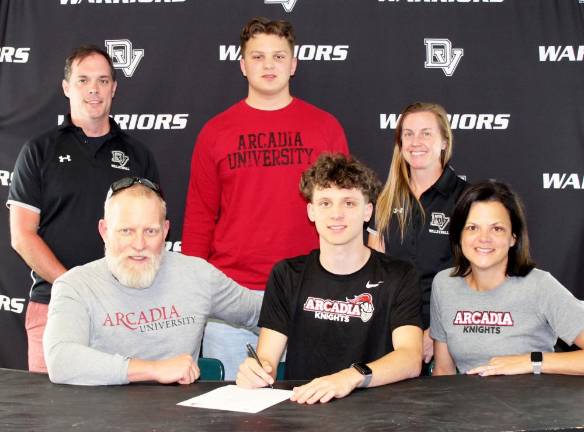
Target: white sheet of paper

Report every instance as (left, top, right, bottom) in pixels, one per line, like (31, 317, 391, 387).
(177, 385, 293, 414)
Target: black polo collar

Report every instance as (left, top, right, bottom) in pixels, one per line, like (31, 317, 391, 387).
(57, 114, 121, 138)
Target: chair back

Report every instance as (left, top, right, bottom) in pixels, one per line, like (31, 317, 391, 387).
(276, 362, 286, 380)
(198, 357, 225, 381)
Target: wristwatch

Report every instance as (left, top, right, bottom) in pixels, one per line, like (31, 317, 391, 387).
(351, 362, 372, 388)
(531, 352, 543, 375)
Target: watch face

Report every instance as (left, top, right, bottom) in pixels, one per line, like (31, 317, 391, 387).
(531, 352, 543, 362)
(352, 362, 372, 376)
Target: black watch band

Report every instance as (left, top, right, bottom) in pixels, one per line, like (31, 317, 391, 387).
(531, 352, 543, 375)
(351, 362, 372, 388)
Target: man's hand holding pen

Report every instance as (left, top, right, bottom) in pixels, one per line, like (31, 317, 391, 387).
(236, 344, 275, 389)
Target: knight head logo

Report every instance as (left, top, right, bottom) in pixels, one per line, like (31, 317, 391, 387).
(348, 293, 374, 323)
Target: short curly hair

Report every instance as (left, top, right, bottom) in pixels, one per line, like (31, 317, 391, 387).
(240, 17, 295, 56)
(300, 153, 381, 204)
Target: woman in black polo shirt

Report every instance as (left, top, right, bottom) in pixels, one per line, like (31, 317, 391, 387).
(369, 102, 466, 367)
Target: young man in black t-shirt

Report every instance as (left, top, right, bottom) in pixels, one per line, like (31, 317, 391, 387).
(236, 153, 422, 404)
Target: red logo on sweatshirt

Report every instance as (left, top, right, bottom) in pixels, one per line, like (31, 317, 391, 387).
(102, 305, 180, 330)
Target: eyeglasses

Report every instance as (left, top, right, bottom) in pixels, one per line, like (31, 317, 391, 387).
(106, 177, 163, 200)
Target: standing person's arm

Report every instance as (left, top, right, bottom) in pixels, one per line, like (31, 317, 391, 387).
(326, 115, 349, 154)
(10, 206, 67, 283)
(181, 127, 219, 259)
(7, 139, 67, 282)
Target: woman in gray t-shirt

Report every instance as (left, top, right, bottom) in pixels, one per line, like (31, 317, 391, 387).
(430, 180, 584, 375)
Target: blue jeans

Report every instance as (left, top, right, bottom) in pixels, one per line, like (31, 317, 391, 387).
(202, 319, 259, 381)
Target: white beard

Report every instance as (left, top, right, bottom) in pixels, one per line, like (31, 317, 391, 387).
(105, 247, 163, 289)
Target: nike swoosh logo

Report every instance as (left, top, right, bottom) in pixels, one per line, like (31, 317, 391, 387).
(366, 281, 383, 289)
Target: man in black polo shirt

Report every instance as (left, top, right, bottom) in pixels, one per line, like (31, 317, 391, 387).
(7, 45, 159, 372)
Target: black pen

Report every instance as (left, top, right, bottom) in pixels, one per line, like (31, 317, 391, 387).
(246, 343, 274, 389)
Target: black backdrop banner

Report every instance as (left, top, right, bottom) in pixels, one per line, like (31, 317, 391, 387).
(1, 0, 583, 369)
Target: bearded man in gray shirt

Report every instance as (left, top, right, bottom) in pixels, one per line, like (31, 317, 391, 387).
(43, 177, 262, 386)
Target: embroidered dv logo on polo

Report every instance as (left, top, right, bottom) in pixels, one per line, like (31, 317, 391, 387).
(58, 155, 72, 163)
(424, 38, 463, 76)
(111, 151, 130, 171)
(429, 212, 450, 235)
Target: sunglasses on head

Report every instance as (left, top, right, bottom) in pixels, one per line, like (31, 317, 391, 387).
(106, 177, 163, 200)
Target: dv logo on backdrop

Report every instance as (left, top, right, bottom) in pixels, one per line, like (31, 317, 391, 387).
(424, 38, 463, 76)
(105, 39, 144, 78)
(0, 47, 30, 63)
(264, 0, 298, 12)
(0, 170, 13, 186)
(165, 241, 181, 253)
(543, 173, 584, 190)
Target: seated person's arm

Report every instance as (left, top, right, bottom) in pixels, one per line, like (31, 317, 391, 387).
(432, 340, 457, 376)
(467, 276, 584, 377)
(10, 205, 67, 283)
(45, 279, 198, 386)
(467, 330, 584, 376)
(207, 265, 263, 333)
(236, 327, 288, 388)
(127, 356, 199, 384)
(291, 324, 423, 405)
(540, 331, 584, 375)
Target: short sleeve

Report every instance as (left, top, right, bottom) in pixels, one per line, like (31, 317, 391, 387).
(390, 264, 422, 331)
(258, 261, 293, 336)
(326, 115, 349, 154)
(429, 275, 447, 342)
(537, 271, 584, 345)
(7, 140, 43, 212)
